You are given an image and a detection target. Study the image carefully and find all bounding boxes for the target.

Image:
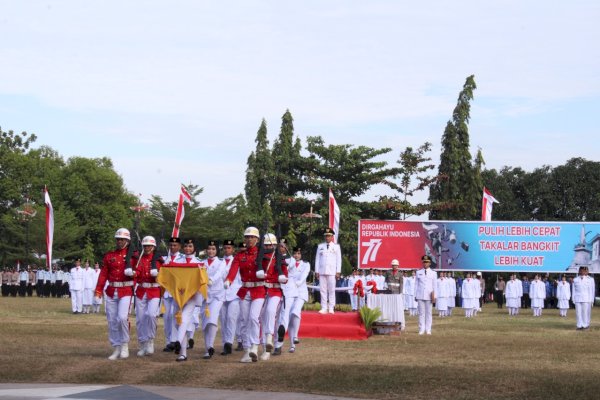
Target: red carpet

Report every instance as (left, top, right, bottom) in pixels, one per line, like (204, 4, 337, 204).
(298, 311, 368, 340)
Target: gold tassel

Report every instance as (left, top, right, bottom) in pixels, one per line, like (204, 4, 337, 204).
(175, 310, 182, 325)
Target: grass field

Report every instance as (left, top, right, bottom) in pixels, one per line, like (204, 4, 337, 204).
(1, 297, 599, 400)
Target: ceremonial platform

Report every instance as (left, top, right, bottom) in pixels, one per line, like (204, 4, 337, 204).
(298, 310, 368, 340)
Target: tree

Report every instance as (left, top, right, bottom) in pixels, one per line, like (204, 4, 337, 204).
(430, 75, 481, 220)
(244, 119, 274, 225)
(379, 142, 439, 220)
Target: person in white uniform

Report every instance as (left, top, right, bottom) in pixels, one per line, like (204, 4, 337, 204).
(461, 272, 479, 318)
(573, 266, 595, 329)
(219, 239, 241, 356)
(314, 228, 342, 314)
(530, 274, 546, 317)
(415, 255, 437, 335)
(202, 240, 227, 359)
(92, 262, 102, 313)
(446, 273, 456, 316)
(70, 259, 84, 314)
(556, 274, 571, 317)
(505, 273, 523, 316)
(436, 271, 449, 317)
(162, 237, 185, 352)
(82, 261, 96, 314)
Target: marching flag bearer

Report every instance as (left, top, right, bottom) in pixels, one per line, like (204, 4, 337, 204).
(134, 236, 163, 356)
(259, 234, 288, 361)
(95, 228, 135, 360)
(224, 226, 265, 363)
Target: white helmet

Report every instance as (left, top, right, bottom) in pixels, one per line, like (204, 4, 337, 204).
(391, 259, 399, 266)
(141, 236, 157, 247)
(263, 233, 277, 245)
(114, 228, 131, 240)
(243, 226, 260, 238)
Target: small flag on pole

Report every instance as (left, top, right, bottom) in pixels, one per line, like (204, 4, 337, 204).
(329, 189, 340, 243)
(44, 186, 54, 270)
(172, 184, 192, 238)
(481, 187, 499, 221)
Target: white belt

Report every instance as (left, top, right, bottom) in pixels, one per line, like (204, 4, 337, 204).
(242, 282, 264, 288)
(108, 281, 134, 288)
(264, 282, 281, 289)
(140, 282, 160, 288)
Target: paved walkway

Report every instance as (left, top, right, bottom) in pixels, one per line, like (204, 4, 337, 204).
(0, 384, 361, 400)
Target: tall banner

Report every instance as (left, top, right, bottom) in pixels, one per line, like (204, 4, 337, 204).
(481, 187, 499, 221)
(358, 219, 600, 273)
(171, 184, 192, 238)
(44, 186, 54, 270)
(329, 189, 340, 243)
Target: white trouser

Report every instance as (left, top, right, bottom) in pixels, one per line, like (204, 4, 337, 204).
(163, 296, 175, 343)
(277, 295, 295, 333)
(105, 293, 131, 346)
(83, 288, 94, 306)
(135, 295, 160, 343)
(349, 292, 357, 310)
(261, 295, 282, 337)
(417, 299, 433, 333)
(240, 293, 265, 348)
(575, 302, 592, 328)
(71, 290, 83, 312)
(202, 299, 224, 330)
(220, 298, 240, 345)
(320, 275, 336, 311)
(176, 293, 204, 357)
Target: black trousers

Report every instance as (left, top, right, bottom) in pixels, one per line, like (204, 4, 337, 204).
(495, 290, 503, 308)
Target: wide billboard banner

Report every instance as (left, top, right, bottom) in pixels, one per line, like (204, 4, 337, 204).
(358, 220, 600, 273)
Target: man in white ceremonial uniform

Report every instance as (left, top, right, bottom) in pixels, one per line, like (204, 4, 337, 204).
(405, 270, 418, 316)
(219, 239, 241, 356)
(92, 262, 102, 313)
(505, 273, 523, 316)
(274, 246, 310, 355)
(315, 228, 342, 314)
(70, 259, 84, 314)
(82, 261, 96, 314)
(530, 274, 546, 317)
(162, 237, 185, 352)
(347, 269, 360, 311)
(202, 240, 227, 359)
(415, 255, 437, 335)
(461, 272, 479, 318)
(573, 266, 595, 329)
(557, 274, 571, 317)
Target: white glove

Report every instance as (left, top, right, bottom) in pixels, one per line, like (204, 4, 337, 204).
(208, 279, 213, 287)
(150, 269, 158, 277)
(278, 274, 288, 284)
(124, 268, 134, 277)
(223, 280, 230, 289)
(256, 270, 265, 279)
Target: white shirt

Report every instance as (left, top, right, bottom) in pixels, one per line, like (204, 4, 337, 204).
(572, 275, 595, 303)
(315, 242, 342, 275)
(70, 266, 84, 291)
(415, 268, 437, 300)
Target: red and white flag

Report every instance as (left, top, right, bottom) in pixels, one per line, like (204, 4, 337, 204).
(481, 187, 499, 221)
(44, 186, 54, 270)
(172, 184, 192, 238)
(329, 188, 340, 243)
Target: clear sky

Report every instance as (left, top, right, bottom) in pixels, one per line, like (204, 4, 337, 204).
(1, 1, 598, 207)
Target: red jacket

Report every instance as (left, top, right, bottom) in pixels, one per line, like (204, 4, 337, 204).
(226, 245, 266, 300)
(95, 247, 135, 298)
(134, 252, 163, 300)
(264, 251, 288, 297)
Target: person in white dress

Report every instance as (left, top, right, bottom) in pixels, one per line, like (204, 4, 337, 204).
(435, 272, 449, 317)
(446, 273, 456, 316)
(202, 240, 227, 359)
(505, 273, 523, 316)
(556, 274, 571, 317)
(530, 274, 546, 317)
(82, 261, 96, 314)
(461, 272, 479, 318)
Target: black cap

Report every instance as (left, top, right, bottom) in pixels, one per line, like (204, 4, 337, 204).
(207, 240, 218, 248)
(223, 239, 234, 246)
(183, 238, 194, 245)
(292, 246, 301, 252)
(169, 237, 182, 244)
(238, 242, 247, 250)
(421, 255, 432, 262)
(324, 227, 335, 236)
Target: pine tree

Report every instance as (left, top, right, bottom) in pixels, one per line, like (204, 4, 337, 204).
(244, 119, 273, 225)
(430, 75, 480, 219)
